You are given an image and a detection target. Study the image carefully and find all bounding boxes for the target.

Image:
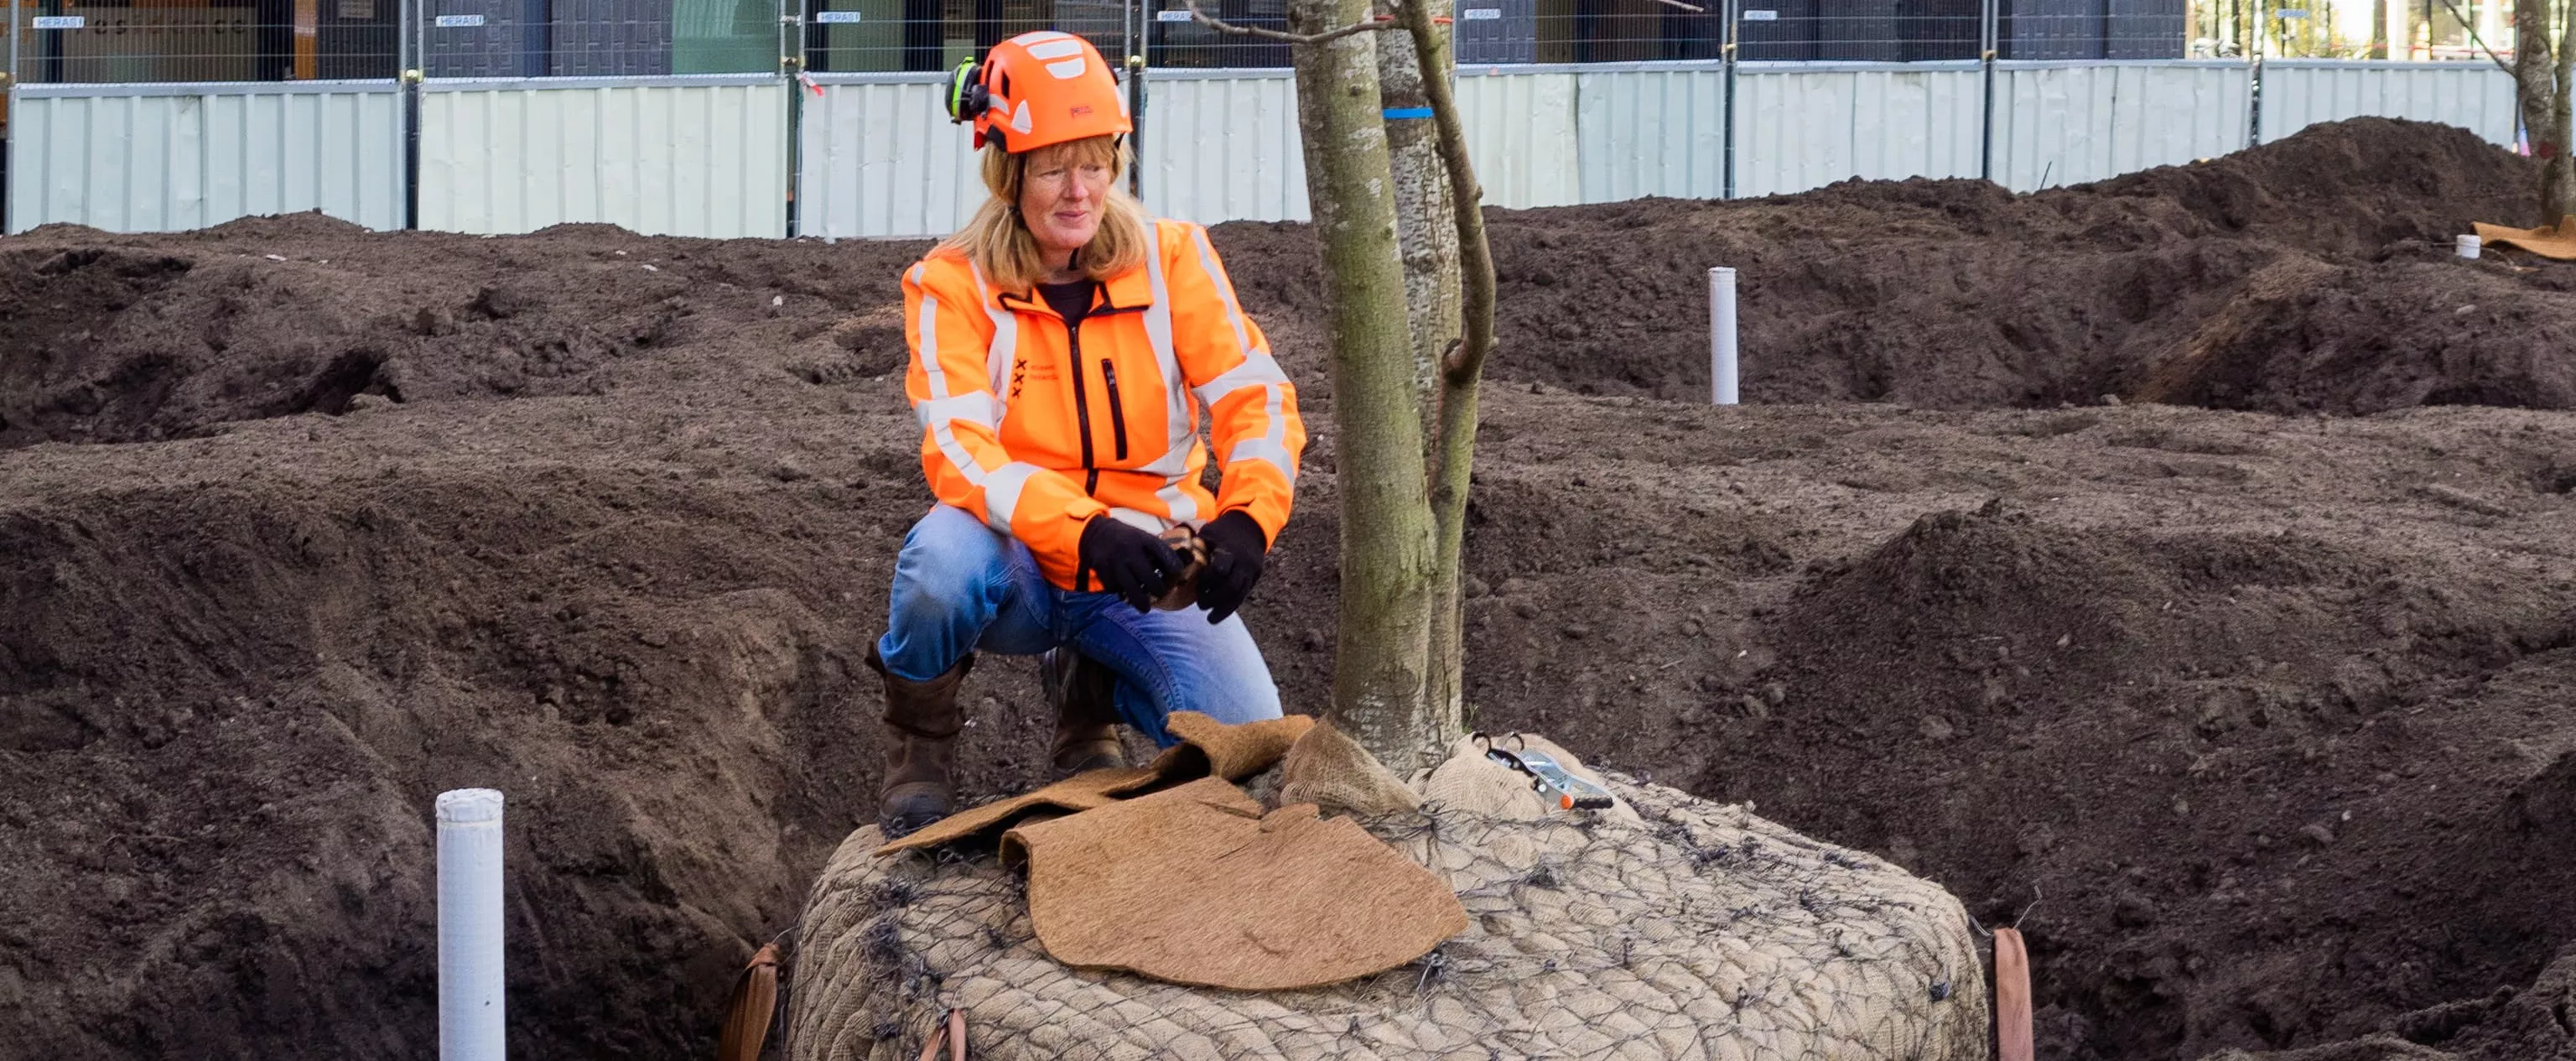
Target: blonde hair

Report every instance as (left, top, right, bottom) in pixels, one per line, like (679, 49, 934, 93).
(938, 136, 1151, 294)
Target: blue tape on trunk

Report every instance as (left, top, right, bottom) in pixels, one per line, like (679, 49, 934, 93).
(1382, 107, 1434, 120)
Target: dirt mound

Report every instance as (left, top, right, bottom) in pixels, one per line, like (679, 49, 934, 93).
(1700, 498, 2576, 1059)
(1228, 117, 2563, 413)
(2139, 256, 2576, 413)
(0, 215, 933, 449)
(2088, 115, 2534, 256)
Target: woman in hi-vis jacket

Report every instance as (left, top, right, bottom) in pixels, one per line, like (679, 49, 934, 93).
(870, 30, 1307, 837)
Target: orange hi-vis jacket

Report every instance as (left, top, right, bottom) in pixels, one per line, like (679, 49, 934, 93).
(902, 218, 1306, 592)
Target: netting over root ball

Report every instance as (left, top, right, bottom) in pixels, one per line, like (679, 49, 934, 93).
(787, 744, 1988, 1061)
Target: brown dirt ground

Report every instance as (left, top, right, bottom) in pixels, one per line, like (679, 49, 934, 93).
(2, 117, 2573, 1061)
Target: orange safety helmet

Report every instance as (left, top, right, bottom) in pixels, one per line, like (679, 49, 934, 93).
(944, 31, 1132, 153)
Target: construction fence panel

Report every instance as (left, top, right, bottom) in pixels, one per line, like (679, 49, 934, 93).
(1140, 70, 1310, 226)
(1991, 60, 2251, 191)
(1456, 67, 1581, 209)
(798, 75, 984, 240)
(1731, 61, 1984, 198)
(2257, 60, 2519, 146)
(7, 81, 402, 235)
(1574, 62, 1727, 203)
(418, 75, 787, 238)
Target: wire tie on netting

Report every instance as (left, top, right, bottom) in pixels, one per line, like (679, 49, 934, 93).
(2013, 882, 2043, 930)
(1414, 947, 1449, 996)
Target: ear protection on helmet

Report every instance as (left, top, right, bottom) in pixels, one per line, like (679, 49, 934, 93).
(944, 58, 989, 126)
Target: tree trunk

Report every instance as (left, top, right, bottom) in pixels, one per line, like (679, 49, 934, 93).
(1401, 0, 1499, 766)
(1375, 0, 1467, 758)
(1374, 0, 1461, 455)
(1287, 0, 1441, 766)
(2553, 0, 2576, 225)
(2521, 0, 2573, 224)
(2371, 0, 2388, 58)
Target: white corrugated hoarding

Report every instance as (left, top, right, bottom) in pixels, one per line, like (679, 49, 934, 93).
(1576, 62, 1727, 202)
(2258, 60, 2517, 145)
(419, 75, 787, 238)
(1140, 70, 1310, 226)
(1731, 61, 1984, 197)
(799, 75, 984, 240)
(20, 60, 2540, 242)
(1991, 61, 2251, 190)
(1456, 66, 1581, 208)
(7, 81, 402, 235)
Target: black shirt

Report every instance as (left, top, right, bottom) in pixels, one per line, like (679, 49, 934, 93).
(1036, 278, 1098, 330)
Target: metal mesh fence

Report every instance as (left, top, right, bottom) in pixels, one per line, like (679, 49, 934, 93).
(417, 0, 785, 76)
(801, 0, 1130, 74)
(0, 0, 2514, 84)
(8, 1, 399, 82)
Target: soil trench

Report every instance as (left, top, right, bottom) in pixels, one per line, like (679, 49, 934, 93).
(2, 117, 2573, 1061)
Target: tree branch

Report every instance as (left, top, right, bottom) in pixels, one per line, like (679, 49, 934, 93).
(1185, 0, 1401, 44)
(2430, 0, 2516, 78)
(1392, 0, 1493, 382)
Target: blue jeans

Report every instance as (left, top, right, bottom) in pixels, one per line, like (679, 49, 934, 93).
(875, 505, 1283, 746)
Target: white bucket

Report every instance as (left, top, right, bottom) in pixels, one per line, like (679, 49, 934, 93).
(2457, 233, 2483, 259)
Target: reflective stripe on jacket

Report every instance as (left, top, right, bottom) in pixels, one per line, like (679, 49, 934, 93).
(902, 218, 1306, 592)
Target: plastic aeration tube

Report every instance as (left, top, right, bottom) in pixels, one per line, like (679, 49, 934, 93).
(1709, 267, 1739, 406)
(437, 788, 505, 1061)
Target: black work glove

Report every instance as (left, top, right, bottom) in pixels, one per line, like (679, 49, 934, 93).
(1079, 515, 1187, 613)
(1193, 510, 1269, 625)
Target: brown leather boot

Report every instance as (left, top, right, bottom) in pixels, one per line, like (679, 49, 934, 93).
(865, 648, 973, 839)
(1041, 648, 1127, 778)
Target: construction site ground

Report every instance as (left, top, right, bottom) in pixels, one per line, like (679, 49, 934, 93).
(2, 117, 2572, 1061)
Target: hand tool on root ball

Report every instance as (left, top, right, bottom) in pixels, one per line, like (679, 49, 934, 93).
(1476, 733, 1614, 810)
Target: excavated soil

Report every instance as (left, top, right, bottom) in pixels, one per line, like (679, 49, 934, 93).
(3, 117, 2574, 1061)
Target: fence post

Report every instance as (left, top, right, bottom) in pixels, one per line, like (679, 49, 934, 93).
(1126, 54, 1146, 203)
(6, 0, 15, 234)
(782, 0, 802, 238)
(2246, 48, 2263, 146)
(1720, 0, 1737, 200)
(402, 0, 422, 231)
(1977, 0, 1996, 183)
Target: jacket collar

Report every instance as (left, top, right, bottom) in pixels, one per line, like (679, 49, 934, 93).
(995, 263, 1154, 317)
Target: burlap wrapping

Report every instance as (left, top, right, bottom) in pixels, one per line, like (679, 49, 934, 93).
(875, 713, 1317, 857)
(2473, 221, 2576, 261)
(788, 738, 1990, 1061)
(1276, 719, 1423, 818)
(997, 777, 1469, 991)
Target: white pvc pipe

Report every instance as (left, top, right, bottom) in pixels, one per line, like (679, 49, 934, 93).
(1709, 267, 1739, 406)
(437, 788, 506, 1061)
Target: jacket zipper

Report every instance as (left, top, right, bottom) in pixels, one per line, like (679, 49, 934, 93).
(1066, 320, 1098, 495)
(1100, 358, 1130, 461)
